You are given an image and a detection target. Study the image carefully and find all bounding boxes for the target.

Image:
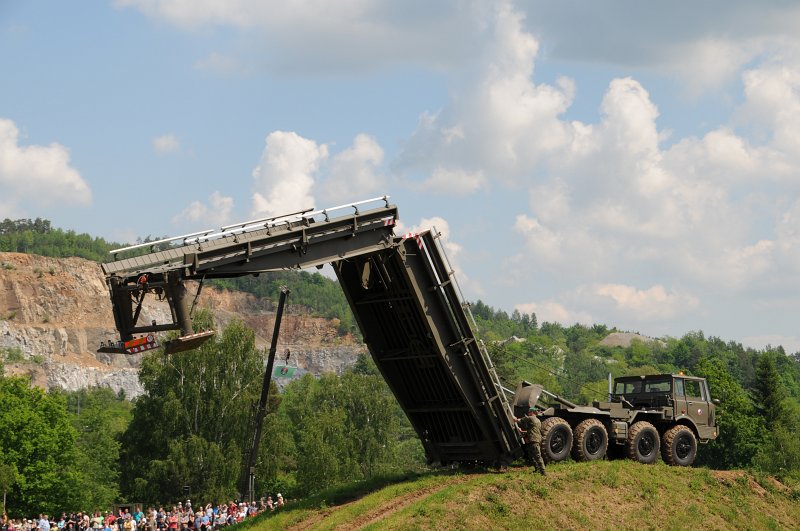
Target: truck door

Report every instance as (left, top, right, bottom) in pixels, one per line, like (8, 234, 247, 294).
(683, 378, 709, 427)
(673, 377, 688, 419)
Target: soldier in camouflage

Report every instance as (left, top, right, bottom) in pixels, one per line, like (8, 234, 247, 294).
(517, 407, 546, 476)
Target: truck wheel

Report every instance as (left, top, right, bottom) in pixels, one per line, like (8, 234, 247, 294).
(572, 419, 608, 461)
(541, 417, 573, 463)
(661, 425, 697, 466)
(626, 421, 660, 464)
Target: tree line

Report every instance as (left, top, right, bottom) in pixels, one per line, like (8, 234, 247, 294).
(0, 217, 119, 261)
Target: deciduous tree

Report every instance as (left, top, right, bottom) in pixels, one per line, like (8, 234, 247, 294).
(120, 312, 268, 501)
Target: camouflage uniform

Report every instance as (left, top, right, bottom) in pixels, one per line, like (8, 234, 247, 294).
(518, 412, 546, 476)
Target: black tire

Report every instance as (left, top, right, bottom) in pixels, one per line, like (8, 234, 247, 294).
(626, 421, 660, 464)
(540, 417, 573, 463)
(572, 419, 608, 461)
(661, 425, 697, 466)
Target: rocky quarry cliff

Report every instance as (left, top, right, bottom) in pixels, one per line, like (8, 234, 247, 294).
(0, 252, 366, 398)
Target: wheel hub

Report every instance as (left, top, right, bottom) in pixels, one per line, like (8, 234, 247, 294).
(676, 435, 692, 459)
(587, 431, 602, 454)
(639, 433, 655, 455)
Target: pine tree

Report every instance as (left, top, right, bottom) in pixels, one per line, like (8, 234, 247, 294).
(752, 352, 788, 430)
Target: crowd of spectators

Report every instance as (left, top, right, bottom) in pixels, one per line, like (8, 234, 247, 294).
(0, 495, 286, 531)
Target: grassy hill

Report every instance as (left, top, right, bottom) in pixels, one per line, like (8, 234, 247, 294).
(239, 460, 799, 530)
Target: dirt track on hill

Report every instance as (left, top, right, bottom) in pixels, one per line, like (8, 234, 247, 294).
(286, 474, 474, 530)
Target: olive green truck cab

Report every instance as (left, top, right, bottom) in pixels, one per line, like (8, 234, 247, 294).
(513, 374, 719, 466)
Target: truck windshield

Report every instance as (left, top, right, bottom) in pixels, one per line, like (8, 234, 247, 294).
(643, 378, 671, 393)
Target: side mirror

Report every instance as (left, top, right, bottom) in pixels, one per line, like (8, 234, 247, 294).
(712, 398, 720, 405)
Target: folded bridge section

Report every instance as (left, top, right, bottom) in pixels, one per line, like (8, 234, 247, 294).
(101, 198, 521, 465)
(335, 231, 521, 465)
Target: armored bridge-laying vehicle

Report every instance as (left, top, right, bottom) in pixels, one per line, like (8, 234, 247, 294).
(101, 197, 522, 468)
(513, 373, 719, 466)
(100, 196, 718, 473)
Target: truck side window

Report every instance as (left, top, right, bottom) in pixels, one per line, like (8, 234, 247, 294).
(675, 379, 685, 397)
(684, 379, 702, 399)
(644, 379, 671, 393)
(615, 381, 640, 395)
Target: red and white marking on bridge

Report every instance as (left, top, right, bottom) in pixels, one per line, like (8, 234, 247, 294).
(404, 232, 424, 249)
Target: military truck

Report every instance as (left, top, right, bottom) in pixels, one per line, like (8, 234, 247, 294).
(512, 373, 719, 466)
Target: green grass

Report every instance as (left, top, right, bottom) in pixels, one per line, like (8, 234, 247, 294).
(234, 470, 441, 530)
(242, 461, 800, 530)
(0, 346, 25, 362)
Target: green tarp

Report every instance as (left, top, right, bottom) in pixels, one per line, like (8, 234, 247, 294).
(273, 365, 296, 378)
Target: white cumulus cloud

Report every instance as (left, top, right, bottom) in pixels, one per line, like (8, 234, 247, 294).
(114, 0, 490, 74)
(592, 284, 699, 321)
(173, 191, 234, 228)
(251, 131, 328, 218)
(742, 334, 800, 353)
(321, 134, 384, 203)
(397, 3, 577, 182)
(515, 301, 592, 326)
(153, 133, 180, 154)
(0, 118, 91, 209)
(417, 167, 486, 196)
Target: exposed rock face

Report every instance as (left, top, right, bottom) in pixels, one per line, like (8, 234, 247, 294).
(0, 252, 366, 397)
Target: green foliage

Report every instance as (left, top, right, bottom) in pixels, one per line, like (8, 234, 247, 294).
(159, 435, 239, 501)
(754, 425, 800, 481)
(0, 461, 20, 514)
(280, 364, 425, 497)
(0, 346, 24, 363)
(62, 387, 132, 510)
(470, 300, 537, 341)
(0, 375, 84, 517)
(694, 357, 765, 469)
(0, 218, 121, 261)
(120, 311, 268, 501)
(256, 402, 297, 497)
(752, 352, 790, 430)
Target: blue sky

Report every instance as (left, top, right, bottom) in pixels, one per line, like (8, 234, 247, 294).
(2, 1, 800, 353)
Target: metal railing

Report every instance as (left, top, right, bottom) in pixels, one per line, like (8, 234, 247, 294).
(109, 195, 391, 257)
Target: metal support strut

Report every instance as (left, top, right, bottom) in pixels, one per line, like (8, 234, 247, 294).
(241, 286, 290, 502)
